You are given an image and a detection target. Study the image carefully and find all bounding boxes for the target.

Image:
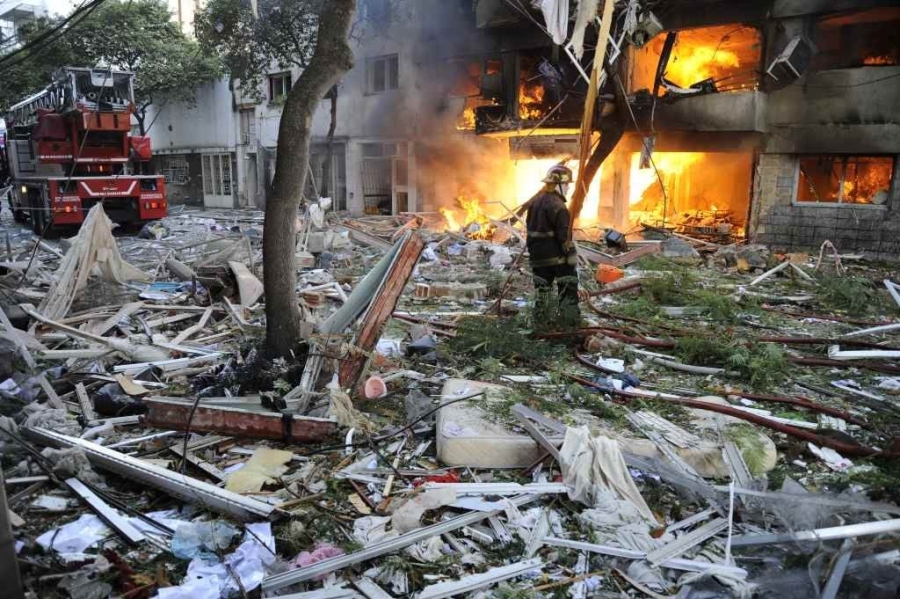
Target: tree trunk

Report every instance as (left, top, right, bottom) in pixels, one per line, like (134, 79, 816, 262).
(135, 109, 147, 136)
(263, 0, 356, 357)
(568, 67, 628, 227)
(319, 85, 339, 200)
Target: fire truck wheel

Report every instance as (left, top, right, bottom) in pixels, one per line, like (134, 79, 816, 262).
(30, 207, 45, 235)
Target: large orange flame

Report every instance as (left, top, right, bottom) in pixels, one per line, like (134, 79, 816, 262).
(519, 82, 546, 120)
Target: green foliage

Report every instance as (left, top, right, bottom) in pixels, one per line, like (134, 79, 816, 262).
(674, 333, 787, 390)
(674, 335, 731, 366)
(641, 271, 694, 305)
(491, 585, 539, 599)
(196, 0, 318, 101)
(634, 255, 677, 271)
(815, 275, 886, 313)
(1, 1, 221, 127)
(690, 289, 740, 323)
(725, 342, 788, 390)
(449, 316, 560, 364)
(611, 295, 660, 319)
(725, 424, 770, 476)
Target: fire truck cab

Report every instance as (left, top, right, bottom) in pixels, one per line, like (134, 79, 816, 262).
(0, 67, 166, 235)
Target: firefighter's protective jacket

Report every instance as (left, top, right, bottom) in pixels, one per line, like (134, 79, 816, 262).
(525, 190, 577, 267)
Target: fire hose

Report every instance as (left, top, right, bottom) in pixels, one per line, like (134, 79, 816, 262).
(563, 370, 886, 458)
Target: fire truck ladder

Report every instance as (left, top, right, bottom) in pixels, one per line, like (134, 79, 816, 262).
(6, 82, 72, 128)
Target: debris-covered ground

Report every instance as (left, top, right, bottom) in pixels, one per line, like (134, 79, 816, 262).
(2, 203, 900, 599)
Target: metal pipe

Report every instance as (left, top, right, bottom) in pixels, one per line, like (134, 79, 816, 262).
(24, 427, 279, 521)
(731, 518, 900, 547)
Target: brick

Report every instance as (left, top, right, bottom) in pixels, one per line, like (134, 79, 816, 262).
(857, 229, 882, 242)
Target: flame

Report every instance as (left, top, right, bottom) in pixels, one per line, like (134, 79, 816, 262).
(456, 106, 476, 130)
(436, 158, 603, 241)
(519, 82, 546, 120)
(626, 152, 750, 239)
(441, 195, 497, 239)
(864, 55, 895, 65)
(665, 46, 741, 88)
(440, 207, 461, 231)
(842, 158, 892, 204)
(629, 152, 704, 204)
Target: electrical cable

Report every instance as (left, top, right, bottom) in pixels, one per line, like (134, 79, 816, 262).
(295, 391, 487, 457)
(0, 0, 110, 73)
(613, 72, 671, 229)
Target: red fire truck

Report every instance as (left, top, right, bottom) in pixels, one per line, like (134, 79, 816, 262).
(0, 67, 166, 235)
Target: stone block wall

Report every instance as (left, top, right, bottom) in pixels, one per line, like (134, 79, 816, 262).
(751, 154, 900, 261)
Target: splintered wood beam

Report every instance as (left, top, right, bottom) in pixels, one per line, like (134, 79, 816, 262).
(339, 231, 425, 392)
(141, 397, 337, 442)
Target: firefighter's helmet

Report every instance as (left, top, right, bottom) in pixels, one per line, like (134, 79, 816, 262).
(542, 164, 573, 184)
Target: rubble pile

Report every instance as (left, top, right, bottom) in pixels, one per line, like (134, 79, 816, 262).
(2, 203, 900, 599)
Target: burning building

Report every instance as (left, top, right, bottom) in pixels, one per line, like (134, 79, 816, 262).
(147, 0, 900, 258)
(462, 0, 900, 258)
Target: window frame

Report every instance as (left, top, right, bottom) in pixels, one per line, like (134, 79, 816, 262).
(268, 72, 292, 103)
(201, 153, 234, 198)
(162, 155, 189, 185)
(366, 54, 400, 95)
(793, 154, 895, 208)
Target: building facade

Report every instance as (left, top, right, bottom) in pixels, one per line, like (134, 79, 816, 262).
(148, 0, 900, 259)
(147, 0, 490, 215)
(471, 0, 900, 258)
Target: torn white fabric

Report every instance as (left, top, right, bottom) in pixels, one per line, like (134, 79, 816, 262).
(38, 204, 149, 321)
(559, 426, 657, 523)
(571, 0, 600, 59)
(540, 0, 570, 45)
(353, 516, 396, 546)
(391, 488, 458, 534)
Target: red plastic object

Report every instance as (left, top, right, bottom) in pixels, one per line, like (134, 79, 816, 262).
(595, 263, 625, 284)
(130, 135, 152, 161)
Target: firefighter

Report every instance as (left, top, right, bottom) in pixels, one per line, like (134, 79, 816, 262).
(526, 164, 580, 326)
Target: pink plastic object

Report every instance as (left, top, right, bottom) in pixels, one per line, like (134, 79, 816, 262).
(364, 375, 388, 399)
(293, 543, 345, 580)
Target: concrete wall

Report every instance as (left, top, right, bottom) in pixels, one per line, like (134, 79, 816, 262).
(765, 67, 900, 153)
(751, 154, 900, 259)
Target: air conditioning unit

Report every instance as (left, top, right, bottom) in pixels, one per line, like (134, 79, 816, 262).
(630, 11, 664, 48)
(767, 37, 814, 82)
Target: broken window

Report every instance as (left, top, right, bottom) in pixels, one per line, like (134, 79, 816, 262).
(812, 8, 900, 70)
(162, 156, 189, 185)
(268, 72, 292, 103)
(367, 55, 399, 94)
(307, 143, 347, 211)
(796, 156, 894, 205)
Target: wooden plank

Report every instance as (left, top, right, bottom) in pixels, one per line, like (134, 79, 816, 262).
(74, 383, 97, 421)
(339, 232, 425, 390)
(171, 307, 214, 345)
(142, 398, 337, 442)
(37, 375, 64, 409)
